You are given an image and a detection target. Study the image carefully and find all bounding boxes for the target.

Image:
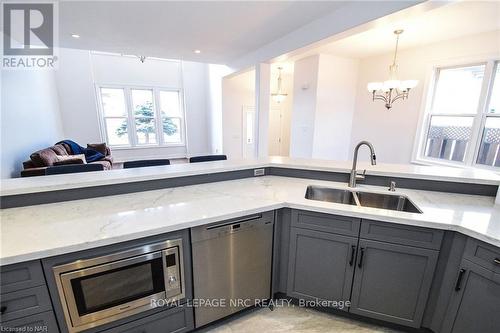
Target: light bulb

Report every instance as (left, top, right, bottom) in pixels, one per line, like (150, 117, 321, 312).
(367, 82, 383, 92)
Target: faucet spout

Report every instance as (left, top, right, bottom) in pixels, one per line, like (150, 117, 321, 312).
(349, 141, 377, 188)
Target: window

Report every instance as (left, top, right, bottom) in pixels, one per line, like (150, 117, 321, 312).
(98, 87, 184, 147)
(417, 61, 500, 169)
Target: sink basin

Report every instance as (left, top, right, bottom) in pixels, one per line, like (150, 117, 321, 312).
(305, 185, 356, 205)
(305, 185, 422, 213)
(355, 191, 422, 213)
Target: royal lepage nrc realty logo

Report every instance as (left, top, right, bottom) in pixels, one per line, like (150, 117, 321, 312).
(2, 1, 58, 69)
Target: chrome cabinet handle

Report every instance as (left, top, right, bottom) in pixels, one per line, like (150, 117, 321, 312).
(455, 269, 466, 291)
(494, 258, 500, 265)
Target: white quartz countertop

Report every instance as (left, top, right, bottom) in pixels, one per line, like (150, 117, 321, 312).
(1, 176, 499, 266)
(2, 157, 499, 196)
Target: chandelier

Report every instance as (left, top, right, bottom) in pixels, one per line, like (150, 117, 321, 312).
(367, 30, 418, 110)
(271, 67, 288, 103)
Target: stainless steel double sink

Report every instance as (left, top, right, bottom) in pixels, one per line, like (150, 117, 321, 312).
(305, 185, 422, 214)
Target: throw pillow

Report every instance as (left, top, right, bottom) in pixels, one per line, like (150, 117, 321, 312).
(87, 143, 107, 155)
(55, 154, 87, 164)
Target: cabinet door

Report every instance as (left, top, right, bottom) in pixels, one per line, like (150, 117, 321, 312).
(441, 259, 500, 333)
(350, 239, 438, 327)
(287, 228, 357, 309)
(105, 307, 194, 333)
(0, 311, 59, 333)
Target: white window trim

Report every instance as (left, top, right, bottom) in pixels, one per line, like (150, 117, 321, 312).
(411, 55, 500, 172)
(95, 83, 187, 149)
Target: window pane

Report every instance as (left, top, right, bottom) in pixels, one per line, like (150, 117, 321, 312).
(135, 118, 157, 144)
(131, 89, 155, 117)
(424, 116, 473, 162)
(105, 118, 130, 145)
(163, 117, 181, 143)
(101, 88, 127, 117)
(487, 64, 500, 114)
(476, 117, 500, 167)
(131, 90, 157, 145)
(159, 91, 181, 117)
(432, 65, 485, 114)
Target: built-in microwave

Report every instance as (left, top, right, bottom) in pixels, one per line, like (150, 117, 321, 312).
(53, 239, 185, 333)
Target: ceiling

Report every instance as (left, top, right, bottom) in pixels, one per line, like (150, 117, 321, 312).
(314, 1, 500, 59)
(56, 1, 349, 64)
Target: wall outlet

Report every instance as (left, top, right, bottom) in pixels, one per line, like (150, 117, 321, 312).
(254, 168, 265, 176)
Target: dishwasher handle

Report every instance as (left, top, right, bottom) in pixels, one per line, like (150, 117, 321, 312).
(206, 214, 263, 230)
(191, 212, 274, 243)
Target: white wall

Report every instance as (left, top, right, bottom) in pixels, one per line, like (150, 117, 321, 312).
(312, 54, 358, 160)
(56, 48, 101, 144)
(221, 69, 255, 159)
(289, 54, 358, 160)
(289, 55, 319, 158)
(56, 50, 215, 161)
(350, 30, 500, 164)
(183, 61, 210, 156)
(1, 70, 64, 178)
(207, 64, 232, 154)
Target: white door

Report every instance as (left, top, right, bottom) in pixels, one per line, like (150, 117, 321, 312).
(242, 106, 256, 158)
(268, 107, 283, 155)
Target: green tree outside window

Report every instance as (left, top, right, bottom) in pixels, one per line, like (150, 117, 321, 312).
(116, 101, 178, 143)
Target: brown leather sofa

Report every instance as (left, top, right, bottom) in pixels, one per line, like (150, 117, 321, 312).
(21, 142, 113, 177)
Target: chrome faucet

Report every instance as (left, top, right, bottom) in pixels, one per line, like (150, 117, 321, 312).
(349, 141, 377, 188)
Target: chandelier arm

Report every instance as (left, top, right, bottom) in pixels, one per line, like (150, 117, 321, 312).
(390, 93, 408, 104)
(373, 95, 388, 103)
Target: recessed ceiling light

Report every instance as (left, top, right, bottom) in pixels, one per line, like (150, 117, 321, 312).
(71, 34, 80, 39)
(194, 49, 201, 54)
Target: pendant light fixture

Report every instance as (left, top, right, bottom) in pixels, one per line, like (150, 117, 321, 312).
(367, 30, 418, 109)
(271, 67, 288, 103)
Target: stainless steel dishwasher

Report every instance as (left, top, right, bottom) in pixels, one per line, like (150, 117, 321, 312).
(191, 211, 274, 328)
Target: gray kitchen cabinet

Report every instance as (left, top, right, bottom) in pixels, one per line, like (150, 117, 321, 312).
(103, 306, 194, 333)
(287, 227, 357, 309)
(350, 239, 438, 328)
(440, 259, 500, 333)
(0, 260, 45, 294)
(0, 311, 58, 332)
(0, 285, 52, 322)
(291, 210, 360, 237)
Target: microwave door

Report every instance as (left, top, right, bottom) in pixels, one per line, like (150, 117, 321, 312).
(60, 251, 166, 329)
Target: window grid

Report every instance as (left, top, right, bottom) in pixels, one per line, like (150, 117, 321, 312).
(418, 60, 500, 170)
(97, 85, 185, 148)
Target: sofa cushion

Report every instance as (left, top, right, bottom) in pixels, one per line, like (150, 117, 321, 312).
(90, 160, 112, 170)
(20, 167, 47, 177)
(51, 144, 69, 156)
(87, 143, 107, 155)
(30, 148, 59, 167)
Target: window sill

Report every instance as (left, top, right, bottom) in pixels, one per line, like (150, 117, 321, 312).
(110, 144, 185, 150)
(412, 158, 500, 173)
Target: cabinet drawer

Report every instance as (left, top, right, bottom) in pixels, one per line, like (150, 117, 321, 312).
(0, 260, 45, 294)
(105, 306, 194, 333)
(0, 285, 52, 322)
(0, 311, 58, 332)
(291, 210, 360, 236)
(360, 220, 443, 250)
(463, 238, 500, 273)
